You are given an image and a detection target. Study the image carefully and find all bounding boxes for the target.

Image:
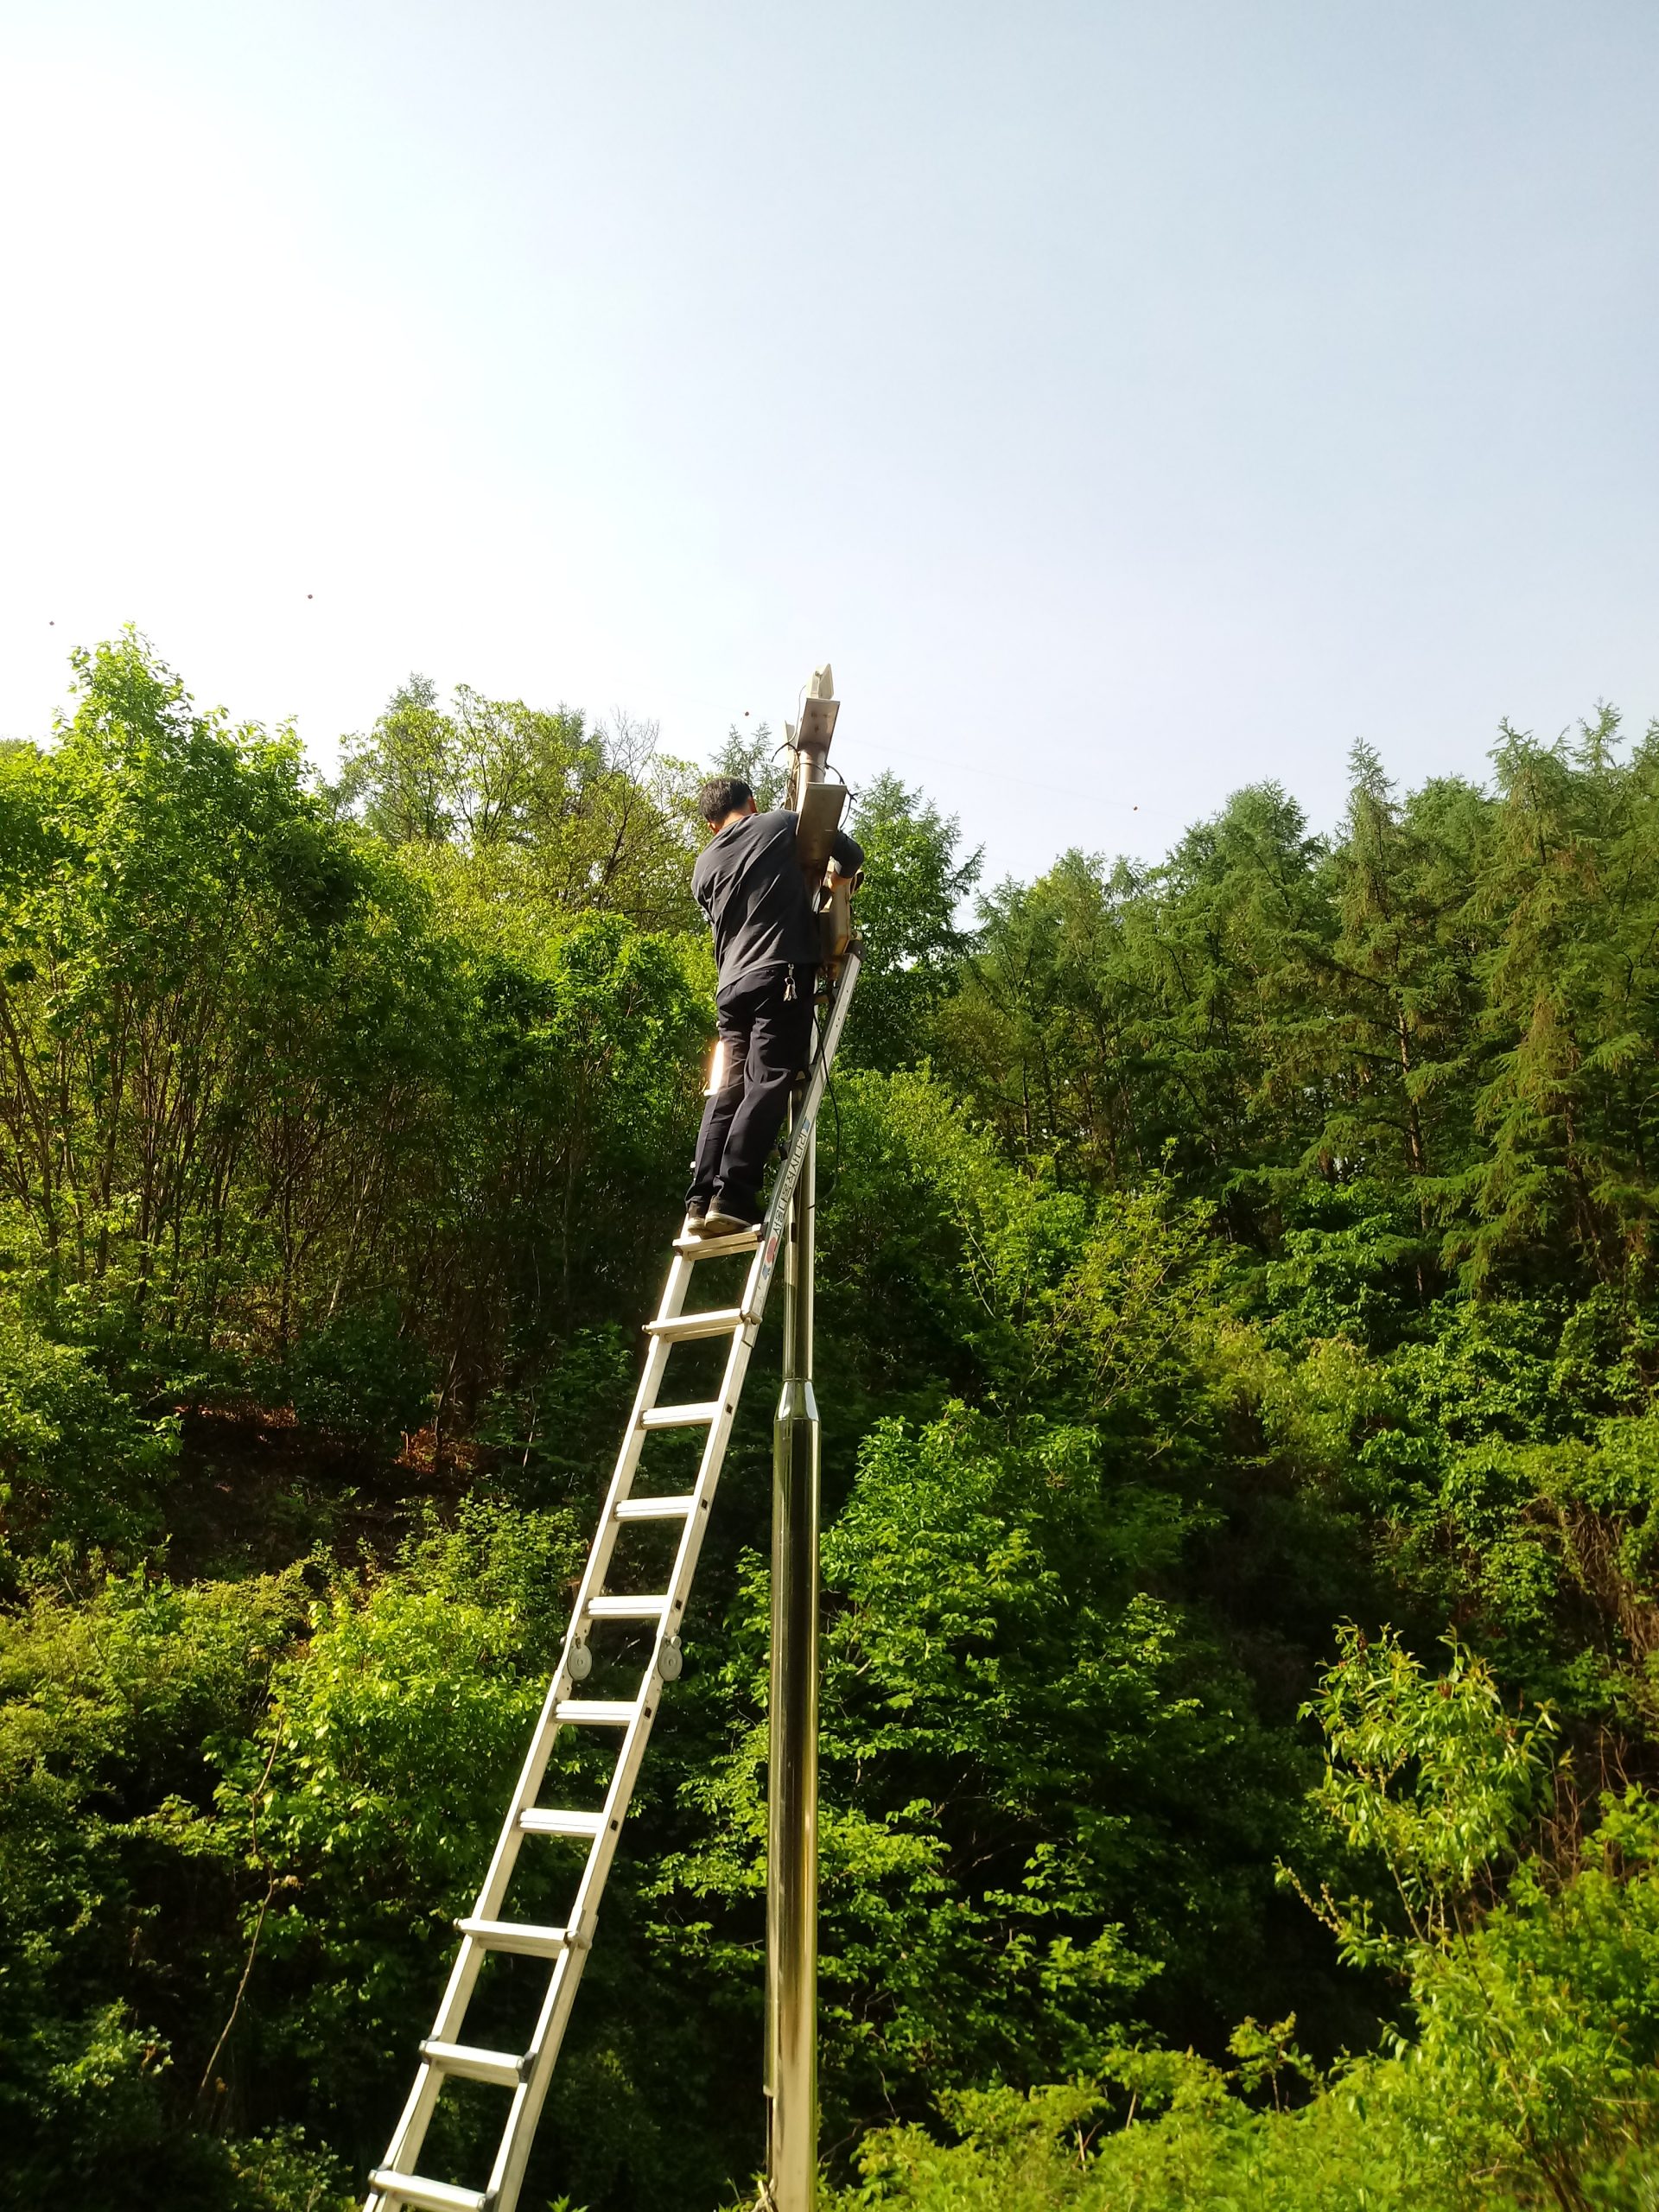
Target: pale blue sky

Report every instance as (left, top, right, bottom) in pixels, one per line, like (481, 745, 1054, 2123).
(3, 2, 1656, 881)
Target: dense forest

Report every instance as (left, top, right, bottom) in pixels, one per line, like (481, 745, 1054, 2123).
(4, 632, 1659, 2212)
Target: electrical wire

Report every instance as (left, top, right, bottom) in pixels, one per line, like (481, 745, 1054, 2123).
(820, 1063, 842, 1211)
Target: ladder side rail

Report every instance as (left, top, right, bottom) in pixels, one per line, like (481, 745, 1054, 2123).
(367, 1950, 480, 2210)
(537, 1247, 699, 1699)
(367, 1255, 703, 2206)
(558, 1318, 760, 1951)
(459, 1248, 702, 1921)
(487, 1317, 762, 2212)
(745, 949, 861, 1325)
(377, 1318, 762, 2210)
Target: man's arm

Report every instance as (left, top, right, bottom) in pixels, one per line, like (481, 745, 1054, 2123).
(829, 827, 865, 880)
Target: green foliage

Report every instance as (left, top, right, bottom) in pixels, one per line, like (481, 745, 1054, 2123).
(940, 716, 1659, 1299)
(0, 634, 709, 1440)
(658, 1405, 1278, 2119)
(645, 1084, 1332, 2153)
(334, 675, 696, 930)
(204, 1499, 585, 2137)
(222, 2127, 356, 2211)
(0, 632, 446, 1368)
(8, 640, 1659, 2212)
(278, 1305, 435, 1449)
(836, 772, 982, 1072)
(1302, 1625, 1557, 1961)
(706, 721, 788, 811)
(0, 1564, 308, 2205)
(0, 1499, 591, 2205)
(0, 1305, 178, 1560)
(476, 1322, 636, 1504)
(827, 1649, 1659, 2212)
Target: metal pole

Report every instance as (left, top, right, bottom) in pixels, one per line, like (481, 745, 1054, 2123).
(764, 664, 841, 2212)
(766, 1098, 819, 2212)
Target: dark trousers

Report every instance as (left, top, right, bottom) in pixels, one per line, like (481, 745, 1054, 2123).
(688, 963, 817, 1220)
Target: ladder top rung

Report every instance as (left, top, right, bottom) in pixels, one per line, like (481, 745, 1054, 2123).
(586, 1593, 670, 1618)
(640, 1400, 721, 1428)
(458, 1915, 585, 1957)
(645, 1306, 753, 1341)
(613, 1494, 696, 1521)
(674, 1226, 761, 1256)
(518, 1807, 606, 1837)
(419, 2037, 527, 2088)
(369, 2171, 488, 2212)
(554, 1699, 640, 1726)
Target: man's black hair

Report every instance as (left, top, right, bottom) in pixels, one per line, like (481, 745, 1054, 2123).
(699, 776, 754, 824)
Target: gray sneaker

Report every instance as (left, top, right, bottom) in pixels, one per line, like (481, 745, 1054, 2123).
(678, 1205, 707, 1241)
(697, 1206, 760, 1240)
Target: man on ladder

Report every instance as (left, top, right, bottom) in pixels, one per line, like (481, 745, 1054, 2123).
(366, 669, 861, 2212)
(685, 776, 864, 1239)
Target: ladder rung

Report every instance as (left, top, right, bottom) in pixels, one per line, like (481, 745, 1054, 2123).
(613, 1494, 696, 1520)
(640, 1401, 721, 1428)
(553, 1699, 640, 1726)
(419, 2037, 528, 2088)
(518, 1807, 606, 1838)
(674, 1226, 761, 1256)
(457, 1915, 584, 1958)
(586, 1593, 670, 1618)
(645, 1306, 751, 1341)
(368, 2171, 487, 2212)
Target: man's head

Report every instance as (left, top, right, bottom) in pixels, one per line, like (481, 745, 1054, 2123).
(698, 776, 757, 831)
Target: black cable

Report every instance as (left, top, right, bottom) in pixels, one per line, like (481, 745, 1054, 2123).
(820, 1063, 843, 1210)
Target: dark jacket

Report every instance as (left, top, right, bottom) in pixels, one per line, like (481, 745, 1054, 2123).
(691, 808, 864, 999)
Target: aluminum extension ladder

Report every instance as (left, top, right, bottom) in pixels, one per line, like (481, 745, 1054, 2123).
(366, 946, 861, 2212)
